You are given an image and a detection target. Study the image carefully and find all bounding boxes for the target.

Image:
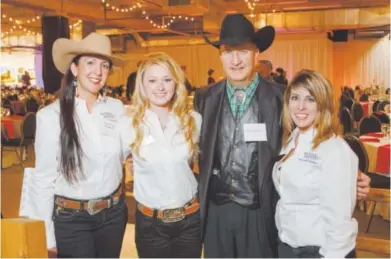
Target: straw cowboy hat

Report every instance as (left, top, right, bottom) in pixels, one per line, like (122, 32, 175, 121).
(204, 13, 275, 52)
(52, 32, 125, 74)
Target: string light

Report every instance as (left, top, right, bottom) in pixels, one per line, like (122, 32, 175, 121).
(1, 14, 41, 38)
(101, 0, 142, 13)
(1, 13, 41, 25)
(244, 0, 257, 17)
(69, 20, 83, 30)
(141, 11, 196, 29)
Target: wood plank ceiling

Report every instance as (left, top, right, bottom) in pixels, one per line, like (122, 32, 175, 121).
(1, 0, 390, 40)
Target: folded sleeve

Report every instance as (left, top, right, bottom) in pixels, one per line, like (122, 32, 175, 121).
(319, 140, 358, 258)
(32, 109, 59, 249)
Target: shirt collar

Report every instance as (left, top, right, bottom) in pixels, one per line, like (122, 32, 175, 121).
(226, 73, 259, 93)
(289, 126, 317, 145)
(145, 109, 176, 124)
(75, 94, 105, 107)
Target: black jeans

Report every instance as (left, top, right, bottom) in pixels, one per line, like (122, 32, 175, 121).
(278, 241, 356, 258)
(135, 205, 202, 258)
(53, 195, 128, 258)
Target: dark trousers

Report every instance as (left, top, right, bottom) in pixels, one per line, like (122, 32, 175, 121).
(53, 196, 128, 258)
(204, 202, 268, 258)
(278, 241, 357, 258)
(135, 205, 202, 258)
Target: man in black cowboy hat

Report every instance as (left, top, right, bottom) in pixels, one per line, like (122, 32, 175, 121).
(194, 13, 281, 257)
(194, 13, 371, 258)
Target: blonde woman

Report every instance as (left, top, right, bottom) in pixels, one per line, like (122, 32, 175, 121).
(273, 70, 358, 258)
(120, 52, 202, 258)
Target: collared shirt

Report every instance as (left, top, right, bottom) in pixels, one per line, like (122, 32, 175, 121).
(272, 127, 358, 258)
(34, 97, 125, 248)
(226, 73, 259, 118)
(120, 109, 202, 210)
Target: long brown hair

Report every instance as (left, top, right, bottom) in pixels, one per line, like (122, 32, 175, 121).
(282, 69, 341, 149)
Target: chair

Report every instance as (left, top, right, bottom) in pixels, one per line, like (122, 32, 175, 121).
(378, 100, 390, 112)
(372, 111, 390, 124)
(351, 102, 364, 123)
(25, 98, 39, 113)
(340, 95, 354, 111)
(343, 135, 368, 173)
(358, 115, 382, 136)
(1, 113, 37, 169)
(363, 188, 391, 233)
(372, 100, 381, 113)
(339, 107, 354, 134)
(359, 94, 369, 102)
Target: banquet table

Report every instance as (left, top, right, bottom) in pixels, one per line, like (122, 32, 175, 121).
(359, 132, 390, 176)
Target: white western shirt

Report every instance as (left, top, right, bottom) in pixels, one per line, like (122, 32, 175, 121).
(34, 97, 125, 248)
(272, 127, 358, 258)
(120, 109, 202, 210)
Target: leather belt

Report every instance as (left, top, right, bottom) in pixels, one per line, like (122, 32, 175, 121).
(137, 197, 199, 223)
(55, 185, 122, 215)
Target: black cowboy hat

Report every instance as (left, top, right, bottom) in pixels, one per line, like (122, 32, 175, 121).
(204, 13, 275, 52)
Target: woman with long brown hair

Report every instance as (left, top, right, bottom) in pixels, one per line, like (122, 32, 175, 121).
(120, 52, 202, 258)
(273, 70, 358, 258)
(34, 33, 128, 258)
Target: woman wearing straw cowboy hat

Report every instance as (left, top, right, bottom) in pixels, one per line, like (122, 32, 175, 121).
(195, 13, 371, 258)
(33, 32, 128, 258)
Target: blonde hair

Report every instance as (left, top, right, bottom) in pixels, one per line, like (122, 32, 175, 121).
(282, 69, 341, 149)
(129, 52, 198, 158)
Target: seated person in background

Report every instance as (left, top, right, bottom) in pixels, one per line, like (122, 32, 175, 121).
(274, 70, 358, 258)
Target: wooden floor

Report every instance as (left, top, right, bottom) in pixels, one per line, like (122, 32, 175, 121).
(1, 146, 390, 258)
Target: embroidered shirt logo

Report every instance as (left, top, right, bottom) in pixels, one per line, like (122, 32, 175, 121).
(299, 152, 318, 164)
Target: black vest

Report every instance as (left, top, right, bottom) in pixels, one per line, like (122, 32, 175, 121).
(210, 94, 260, 208)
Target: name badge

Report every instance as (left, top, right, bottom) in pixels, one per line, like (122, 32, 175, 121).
(243, 123, 267, 142)
(299, 151, 320, 165)
(100, 112, 117, 137)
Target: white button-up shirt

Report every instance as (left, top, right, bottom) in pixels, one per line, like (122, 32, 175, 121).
(272, 127, 358, 258)
(34, 97, 125, 248)
(120, 109, 202, 210)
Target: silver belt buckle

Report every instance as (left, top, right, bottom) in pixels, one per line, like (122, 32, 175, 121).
(161, 207, 185, 223)
(87, 199, 103, 215)
(112, 196, 120, 206)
